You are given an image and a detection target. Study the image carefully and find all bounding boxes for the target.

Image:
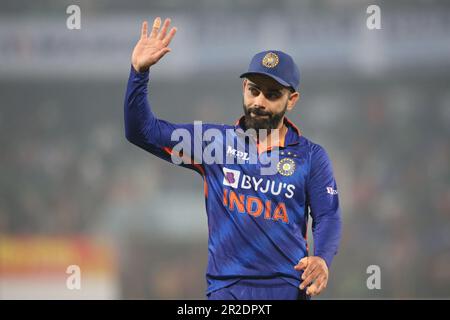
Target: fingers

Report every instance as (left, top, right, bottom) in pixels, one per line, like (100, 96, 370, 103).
(306, 275, 327, 296)
(294, 257, 308, 271)
(162, 27, 177, 46)
(306, 282, 317, 296)
(141, 21, 148, 39)
(150, 17, 162, 38)
(306, 282, 319, 296)
(315, 276, 328, 294)
(300, 267, 321, 290)
(295, 256, 329, 296)
(149, 17, 177, 46)
(152, 47, 171, 62)
(301, 262, 318, 281)
(157, 18, 171, 40)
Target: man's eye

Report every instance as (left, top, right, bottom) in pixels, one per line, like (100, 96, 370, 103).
(249, 88, 259, 96)
(266, 93, 280, 100)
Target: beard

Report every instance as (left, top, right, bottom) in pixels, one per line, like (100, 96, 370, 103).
(243, 100, 288, 131)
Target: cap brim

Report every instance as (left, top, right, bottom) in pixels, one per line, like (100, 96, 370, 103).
(239, 71, 292, 89)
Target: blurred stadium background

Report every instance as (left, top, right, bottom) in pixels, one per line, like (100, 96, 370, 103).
(1, 0, 450, 299)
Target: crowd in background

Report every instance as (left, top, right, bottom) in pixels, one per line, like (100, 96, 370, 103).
(1, 0, 449, 298)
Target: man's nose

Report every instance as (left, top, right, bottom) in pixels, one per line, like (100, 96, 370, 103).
(254, 92, 268, 108)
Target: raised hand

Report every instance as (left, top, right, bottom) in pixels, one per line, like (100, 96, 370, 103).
(131, 17, 177, 73)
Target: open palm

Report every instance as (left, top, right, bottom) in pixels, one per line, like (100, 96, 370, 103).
(131, 17, 177, 73)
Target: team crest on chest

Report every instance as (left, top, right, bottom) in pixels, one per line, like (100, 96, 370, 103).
(277, 158, 296, 176)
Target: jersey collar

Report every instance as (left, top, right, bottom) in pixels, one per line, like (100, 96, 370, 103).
(234, 115, 302, 147)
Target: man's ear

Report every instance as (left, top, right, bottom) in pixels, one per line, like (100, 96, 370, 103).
(286, 91, 300, 111)
(242, 79, 247, 93)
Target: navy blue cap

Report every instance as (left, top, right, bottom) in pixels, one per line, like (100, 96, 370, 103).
(240, 50, 300, 91)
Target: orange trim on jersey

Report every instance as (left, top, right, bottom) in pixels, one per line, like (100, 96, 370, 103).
(284, 117, 302, 138)
(234, 116, 300, 154)
(256, 125, 286, 154)
(162, 147, 208, 198)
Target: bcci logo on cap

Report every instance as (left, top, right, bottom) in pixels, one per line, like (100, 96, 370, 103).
(262, 52, 279, 68)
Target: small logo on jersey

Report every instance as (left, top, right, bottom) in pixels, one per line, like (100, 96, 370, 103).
(262, 52, 279, 68)
(223, 167, 241, 188)
(326, 187, 338, 195)
(226, 146, 250, 161)
(277, 158, 296, 176)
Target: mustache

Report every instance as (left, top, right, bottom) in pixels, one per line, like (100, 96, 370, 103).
(246, 107, 272, 117)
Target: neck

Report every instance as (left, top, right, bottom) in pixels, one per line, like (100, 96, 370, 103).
(258, 118, 288, 149)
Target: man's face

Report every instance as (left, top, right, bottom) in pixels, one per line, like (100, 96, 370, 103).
(242, 74, 299, 130)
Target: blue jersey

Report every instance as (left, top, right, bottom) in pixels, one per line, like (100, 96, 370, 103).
(124, 66, 342, 294)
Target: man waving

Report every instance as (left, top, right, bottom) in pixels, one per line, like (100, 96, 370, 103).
(125, 17, 342, 300)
